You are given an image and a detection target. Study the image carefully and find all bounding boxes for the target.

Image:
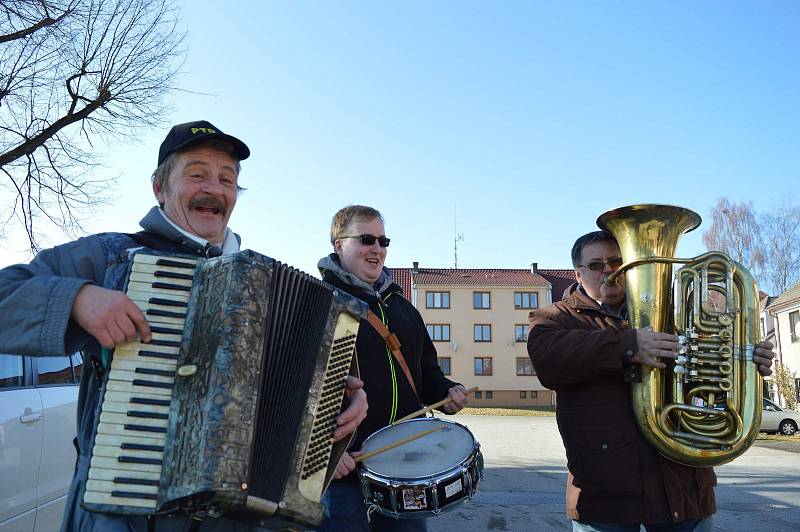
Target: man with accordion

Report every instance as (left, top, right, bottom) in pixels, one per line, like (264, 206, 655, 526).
(0, 121, 368, 531)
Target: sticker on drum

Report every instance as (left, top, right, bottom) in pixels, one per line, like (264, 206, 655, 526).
(357, 418, 483, 519)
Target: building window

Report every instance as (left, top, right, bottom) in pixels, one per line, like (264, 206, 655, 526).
(515, 324, 529, 342)
(475, 391, 482, 399)
(473, 291, 491, 309)
(426, 291, 450, 309)
(760, 317, 766, 338)
(486, 391, 493, 400)
(427, 324, 451, 342)
(474, 324, 492, 342)
(517, 357, 534, 376)
(514, 291, 538, 309)
(790, 310, 799, 343)
(474, 357, 492, 376)
(531, 390, 538, 399)
(438, 357, 451, 375)
(520, 391, 527, 399)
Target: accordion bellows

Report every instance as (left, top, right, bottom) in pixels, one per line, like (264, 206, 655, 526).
(81, 250, 367, 527)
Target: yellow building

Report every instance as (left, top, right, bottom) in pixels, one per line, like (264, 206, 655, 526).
(389, 263, 575, 407)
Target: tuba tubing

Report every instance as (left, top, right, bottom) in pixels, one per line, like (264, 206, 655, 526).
(598, 204, 762, 467)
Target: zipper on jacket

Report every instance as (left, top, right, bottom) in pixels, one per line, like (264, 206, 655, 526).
(378, 293, 399, 424)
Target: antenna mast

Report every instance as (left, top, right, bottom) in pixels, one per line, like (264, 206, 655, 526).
(454, 206, 464, 269)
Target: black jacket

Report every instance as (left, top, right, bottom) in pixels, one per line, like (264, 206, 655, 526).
(320, 257, 457, 481)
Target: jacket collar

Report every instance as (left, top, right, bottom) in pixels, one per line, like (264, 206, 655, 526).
(138, 206, 242, 256)
(564, 282, 628, 320)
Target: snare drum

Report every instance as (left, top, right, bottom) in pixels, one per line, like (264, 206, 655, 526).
(357, 418, 483, 519)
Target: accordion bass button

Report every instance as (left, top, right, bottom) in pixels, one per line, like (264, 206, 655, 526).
(177, 364, 198, 377)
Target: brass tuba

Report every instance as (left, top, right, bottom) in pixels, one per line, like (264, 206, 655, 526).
(597, 204, 762, 467)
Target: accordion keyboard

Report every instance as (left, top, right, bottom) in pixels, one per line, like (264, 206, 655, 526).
(83, 253, 198, 509)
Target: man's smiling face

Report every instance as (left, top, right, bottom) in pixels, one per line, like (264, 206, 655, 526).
(334, 217, 388, 285)
(154, 146, 238, 245)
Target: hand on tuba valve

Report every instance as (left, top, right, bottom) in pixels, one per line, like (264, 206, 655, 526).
(633, 327, 680, 369)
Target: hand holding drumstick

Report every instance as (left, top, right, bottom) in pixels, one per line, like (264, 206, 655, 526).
(394, 386, 478, 424)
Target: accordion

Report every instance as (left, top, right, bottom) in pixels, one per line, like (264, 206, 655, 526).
(80, 250, 367, 527)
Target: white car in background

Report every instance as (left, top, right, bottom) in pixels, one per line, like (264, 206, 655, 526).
(0, 352, 82, 532)
(760, 397, 800, 436)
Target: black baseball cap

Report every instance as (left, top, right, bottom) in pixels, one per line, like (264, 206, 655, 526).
(157, 120, 250, 165)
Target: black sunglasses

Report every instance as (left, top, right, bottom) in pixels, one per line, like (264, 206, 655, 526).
(340, 234, 391, 247)
(579, 257, 623, 271)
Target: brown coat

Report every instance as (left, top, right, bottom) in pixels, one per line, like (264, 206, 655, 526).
(527, 283, 716, 525)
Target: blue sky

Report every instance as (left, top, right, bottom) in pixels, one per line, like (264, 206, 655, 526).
(2, 1, 798, 277)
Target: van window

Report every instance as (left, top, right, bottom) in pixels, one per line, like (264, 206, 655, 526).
(37, 356, 75, 385)
(0, 354, 24, 388)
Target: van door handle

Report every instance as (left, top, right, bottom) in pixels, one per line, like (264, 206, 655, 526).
(20, 408, 42, 423)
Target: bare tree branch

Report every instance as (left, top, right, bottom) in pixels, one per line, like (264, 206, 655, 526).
(0, 0, 185, 250)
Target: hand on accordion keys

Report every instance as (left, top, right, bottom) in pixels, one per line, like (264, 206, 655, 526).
(333, 376, 368, 442)
(71, 284, 152, 348)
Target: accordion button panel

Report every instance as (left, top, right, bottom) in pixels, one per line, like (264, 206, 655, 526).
(83, 253, 197, 510)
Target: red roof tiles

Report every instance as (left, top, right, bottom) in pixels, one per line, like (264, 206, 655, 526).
(387, 267, 577, 303)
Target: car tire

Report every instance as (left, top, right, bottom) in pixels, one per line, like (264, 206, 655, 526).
(779, 420, 798, 436)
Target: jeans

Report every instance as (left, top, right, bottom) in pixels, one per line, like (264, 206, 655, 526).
(572, 516, 713, 532)
(317, 482, 428, 532)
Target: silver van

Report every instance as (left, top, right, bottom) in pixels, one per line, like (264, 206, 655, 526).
(0, 353, 81, 531)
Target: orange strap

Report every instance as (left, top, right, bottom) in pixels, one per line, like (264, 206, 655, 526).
(365, 310, 419, 398)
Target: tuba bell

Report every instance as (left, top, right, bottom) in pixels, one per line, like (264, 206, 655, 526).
(597, 204, 762, 467)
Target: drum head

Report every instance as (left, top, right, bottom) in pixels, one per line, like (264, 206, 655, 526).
(360, 418, 476, 479)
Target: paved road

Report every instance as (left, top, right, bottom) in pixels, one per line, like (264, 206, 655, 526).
(416, 415, 800, 531)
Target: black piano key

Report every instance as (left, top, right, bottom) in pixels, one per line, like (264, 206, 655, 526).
(146, 309, 186, 319)
(151, 281, 191, 292)
(121, 443, 165, 452)
(154, 270, 193, 281)
(132, 379, 174, 390)
(147, 339, 182, 348)
(149, 325, 183, 335)
(114, 477, 160, 487)
(119, 456, 163, 465)
(155, 259, 196, 270)
(148, 297, 189, 308)
(112, 490, 159, 500)
(138, 350, 179, 360)
(127, 410, 169, 420)
(130, 397, 171, 407)
(135, 367, 176, 378)
(124, 424, 167, 434)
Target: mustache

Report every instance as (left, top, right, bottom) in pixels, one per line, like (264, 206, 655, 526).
(189, 196, 227, 214)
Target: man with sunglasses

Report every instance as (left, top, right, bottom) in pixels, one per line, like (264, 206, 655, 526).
(316, 204, 468, 532)
(527, 230, 776, 532)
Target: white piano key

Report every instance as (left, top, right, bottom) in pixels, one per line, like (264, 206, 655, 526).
(92, 444, 164, 461)
(83, 490, 157, 508)
(96, 422, 167, 441)
(105, 379, 174, 396)
(90, 455, 162, 474)
(86, 479, 159, 496)
(88, 466, 161, 483)
(100, 399, 170, 416)
(94, 433, 166, 448)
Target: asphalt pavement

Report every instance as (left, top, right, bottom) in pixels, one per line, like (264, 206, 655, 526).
(417, 415, 800, 532)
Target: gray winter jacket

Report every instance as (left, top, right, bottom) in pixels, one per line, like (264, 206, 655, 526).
(0, 207, 272, 531)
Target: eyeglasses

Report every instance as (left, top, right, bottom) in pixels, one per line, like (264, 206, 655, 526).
(339, 234, 391, 247)
(579, 257, 623, 271)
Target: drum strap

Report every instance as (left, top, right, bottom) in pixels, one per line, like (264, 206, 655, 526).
(365, 310, 419, 398)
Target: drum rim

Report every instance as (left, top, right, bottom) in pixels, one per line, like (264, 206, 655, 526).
(358, 417, 478, 479)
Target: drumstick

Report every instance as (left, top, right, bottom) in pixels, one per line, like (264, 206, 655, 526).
(392, 386, 479, 425)
(353, 426, 446, 463)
